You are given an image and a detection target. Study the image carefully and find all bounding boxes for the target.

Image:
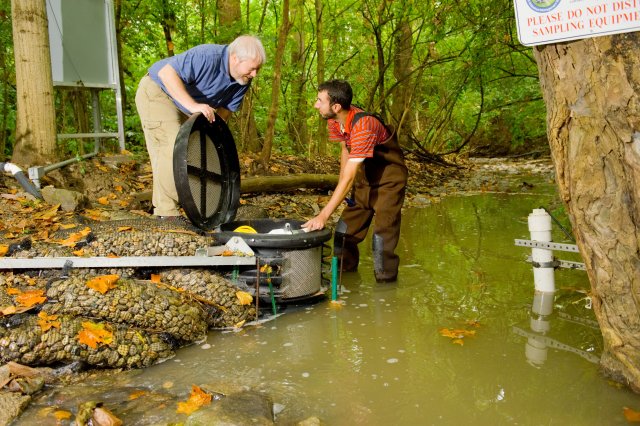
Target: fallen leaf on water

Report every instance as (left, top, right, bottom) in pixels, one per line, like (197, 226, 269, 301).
(624, 407, 640, 422)
(86, 275, 120, 294)
(15, 289, 47, 308)
(37, 311, 61, 332)
(77, 321, 113, 349)
(53, 410, 72, 421)
(236, 291, 253, 305)
(176, 385, 212, 415)
(129, 390, 148, 400)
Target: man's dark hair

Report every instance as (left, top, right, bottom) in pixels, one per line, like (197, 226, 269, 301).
(318, 79, 352, 109)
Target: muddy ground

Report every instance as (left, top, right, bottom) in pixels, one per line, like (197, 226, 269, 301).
(0, 152, 557, 232)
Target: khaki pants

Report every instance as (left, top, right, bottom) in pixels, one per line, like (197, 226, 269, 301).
(135, 75, 187, 216)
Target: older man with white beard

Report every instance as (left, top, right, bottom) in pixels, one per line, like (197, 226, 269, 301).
(135, 35, 265, 220)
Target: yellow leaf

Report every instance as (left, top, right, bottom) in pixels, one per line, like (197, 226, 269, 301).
(236, 291, 253, 305)
(59, 223, 78, 230)
(97, 196, 110, 205)
(34, 204, 60, 221)
(86, 275, 120, 294)
(37, 311, 61, 332)
(176, 385, 212, 415)
(57, 227, 91, 247)
(77, 321, 113, 349)
(624, 407, 640, 422)
(15, 289, 47, 307)
(453, 339, 465, 346)
(53, 410, 72, 421)
(234, 320, 246, 328)
(115, 185, 123, 192)
(108, 193, 117, 199)
(129, 390, 148, 400)
(117, 226, 133, 232)
(0, 245, 7, 257)
(6, 287, 21, 295)
(72, 249, 85, 256)
(150, 274, 162, 283)
(1, 306, 17, 315)
(259, 264, 273, 274)
(107, 253, 119, 258)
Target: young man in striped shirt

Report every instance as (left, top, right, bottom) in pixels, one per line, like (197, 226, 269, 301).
(303, 80, 408, 283)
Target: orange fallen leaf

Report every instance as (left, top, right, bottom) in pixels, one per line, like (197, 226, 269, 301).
(34, 204, 60, 221)
(115, 185, 123, 192)
(57, 227, 91, 247)
(6, 287, 21, 295)
(150, 274, 162, 283)
(129, 390, 148, 400)
(117, 226, 133, 232)
(53, 410, 72, 421)
(0, 245, 7, 257)
(37, 311, 61, 332)
(1, 306, 17, 315)
(176, 385, 212, 415)
(624, 407, 640, 422)
(236, 291, 253, 305)
(72, 249, 85, 256)
(107, 253, 119, 258)
(86, 275, 120, 294)
(108, 193, 117, 200)
(118, 200, 130, 208)
(15, 289, 47, 308)
(97, 196, 110, 205)
(77, 321, 113, 349)
(59, 223, 78, 230)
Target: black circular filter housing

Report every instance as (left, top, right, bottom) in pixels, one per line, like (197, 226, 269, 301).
(173, 113, 241, 230)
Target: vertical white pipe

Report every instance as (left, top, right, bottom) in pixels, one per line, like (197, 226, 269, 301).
(527, 209, 555, 292)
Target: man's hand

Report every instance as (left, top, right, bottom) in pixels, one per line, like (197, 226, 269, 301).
(302, 214, 328, 231)
(192, 104, 216, 123)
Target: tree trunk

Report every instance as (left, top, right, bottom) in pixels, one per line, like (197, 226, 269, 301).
(391, 17, 414, 148)
(161, 0, 176, 56)
(533, 34, 640, 392)
(314, 0, 327, 155)
(287, 0, 309, 154)
(0, 22, 9, 161)
(11, 0, 57, 166)
(259, 0, 291, 169)
(114, 0, 127, 112)
(134, 174, 338, 202)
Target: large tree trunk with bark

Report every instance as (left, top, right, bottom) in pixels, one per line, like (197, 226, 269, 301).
(11, 0, 57, 166)
(533, 34, 640, 392)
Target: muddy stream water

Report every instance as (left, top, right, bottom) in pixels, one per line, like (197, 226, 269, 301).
(15, 161, 640, 425)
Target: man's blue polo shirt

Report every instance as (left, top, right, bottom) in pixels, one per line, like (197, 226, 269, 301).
(148, 44, 249, 114)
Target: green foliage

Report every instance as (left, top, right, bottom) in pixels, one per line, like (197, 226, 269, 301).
(1, 0, 547, 160)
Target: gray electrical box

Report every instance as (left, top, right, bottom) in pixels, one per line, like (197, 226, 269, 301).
(47, 0, 118, 88)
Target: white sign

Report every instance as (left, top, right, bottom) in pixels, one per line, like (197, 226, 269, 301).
(514, 0, 640, 46)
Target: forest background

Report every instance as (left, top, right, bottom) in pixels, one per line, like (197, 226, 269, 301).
(0, 0, 548, 164)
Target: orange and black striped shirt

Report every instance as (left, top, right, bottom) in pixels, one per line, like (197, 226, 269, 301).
(327, 107, 390, 159)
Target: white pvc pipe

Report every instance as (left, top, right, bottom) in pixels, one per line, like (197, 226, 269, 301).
(528, 209, 555, 292)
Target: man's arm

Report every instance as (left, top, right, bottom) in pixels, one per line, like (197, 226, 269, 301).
(303, 142, 360, 231)
(157, 64, 217, 123)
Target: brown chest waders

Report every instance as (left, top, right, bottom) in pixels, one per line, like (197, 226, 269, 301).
(333, 119, 408, 283)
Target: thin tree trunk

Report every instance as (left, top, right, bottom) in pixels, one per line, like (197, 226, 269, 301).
(161, 0, 176, 56)
(0, 27, 9, 160)
(259, 0, 291, 169)
(11, 0, 57, 165)
(391, 17, 414, 148)
(533, 34, 640, 392)
(287, 0, 309, 154)
(114, 0, 127, 112)
(314, 0, 327, 155)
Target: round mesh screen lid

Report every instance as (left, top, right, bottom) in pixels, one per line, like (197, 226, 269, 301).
(173, 113, 241, 230)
